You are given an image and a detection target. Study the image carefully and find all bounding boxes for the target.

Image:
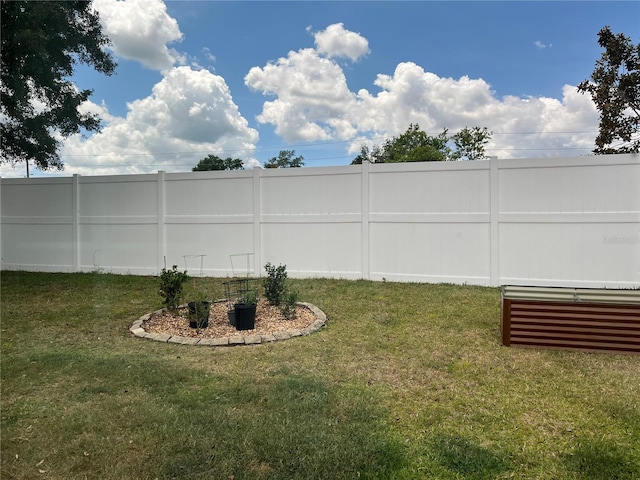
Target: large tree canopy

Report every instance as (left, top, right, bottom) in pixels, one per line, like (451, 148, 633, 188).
(578, 26, 640, 154)
(1, 1, 116, 173)
(351, 124, 492, 164)
(192, 155, 245, 171)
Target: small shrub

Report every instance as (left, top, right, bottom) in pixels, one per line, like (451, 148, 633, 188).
(188, 300, 210, 329)
(264, 262, 287, 306)
(159, 265, 189, 311)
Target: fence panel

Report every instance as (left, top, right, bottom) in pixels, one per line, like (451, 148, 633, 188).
(1, 177, 75, 271)
(498, 156, 640, 287)
(261, 166, 363, 278)
(78, 174, 159, 273)
(163, 170, 256, 276)
(368, 161, 492, 283)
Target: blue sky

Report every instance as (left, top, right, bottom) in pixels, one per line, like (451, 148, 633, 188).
(3, 0, 638, 178)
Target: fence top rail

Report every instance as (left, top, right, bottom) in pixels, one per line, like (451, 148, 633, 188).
(497, 153, 639, 170)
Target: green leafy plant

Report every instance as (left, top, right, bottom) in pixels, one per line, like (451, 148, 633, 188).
(187, 289, 211, 329)
(281, 290, 299, 320)
(264, 262, 288, 306)
(237, 288, 258, 306)
(264, 263, 299, 319)
(159, 265, 189, 311)
(188, 301, 210, 329)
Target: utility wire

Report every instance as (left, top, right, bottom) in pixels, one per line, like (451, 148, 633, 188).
(59, 129, 601, 159)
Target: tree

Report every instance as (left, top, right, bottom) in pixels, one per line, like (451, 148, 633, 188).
(351, 123, 492, 164)
(578, 26, 640, 154)
(1, 1, 117, 175)
(192, 155, 244, 171)
(450, 126, 492, 160)
(264, 150, 304, 168)
(385, 124, 450, 162)
(351, 124, 450, 164)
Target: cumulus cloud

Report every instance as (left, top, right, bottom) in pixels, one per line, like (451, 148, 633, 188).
(245, 48, 357, 142)
(92, 0, 185, 71)
(247, 25, 599, 159)
(60, 67, 259, 175)
(352, 62, 598, 157)
(313, 23, 370, 61)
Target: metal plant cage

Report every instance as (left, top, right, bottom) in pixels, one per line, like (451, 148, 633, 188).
(223, 278, 258, 312)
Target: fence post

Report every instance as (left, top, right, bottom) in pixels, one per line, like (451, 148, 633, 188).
(253, 166, 262, 276)
(157, 170, 166, 272)
(361, 161, 370, 280)
(489, 156, 499, 286)
(72, 174, 80, 272)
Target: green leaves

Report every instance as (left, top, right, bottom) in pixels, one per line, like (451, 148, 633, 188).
(578, 26, 640, 154)
(264, 149, 305, 168)
(192, 154, 245, 171)
(159, 265, 189, 311)
(263, 262, 288, 306)
(450, 126, 493, 161)
(0, 1, 117, 171)
(351, 123, 492, 164)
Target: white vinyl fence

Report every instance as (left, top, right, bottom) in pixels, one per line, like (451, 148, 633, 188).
(1, 154, 639, 288)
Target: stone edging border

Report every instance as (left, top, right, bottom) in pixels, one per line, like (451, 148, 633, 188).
(129, 302, 326, 347)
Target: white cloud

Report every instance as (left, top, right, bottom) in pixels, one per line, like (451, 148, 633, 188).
(59, 67, 259, 175)
(313, 23, 370, 62)
(202, 47, 216, 63)
(92, 0, 185, 71)
(355, 63, 598, 157)
(247, 26, 599, 159)
(245, 48, 357, 142)
(534, 40, 552, 49)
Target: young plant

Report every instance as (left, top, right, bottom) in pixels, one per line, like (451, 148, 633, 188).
(237, 288, 258, 306)
(188, 296, 211, 329)
(263, 262, 288, 306)
(159, 265, 189, 311)
(281, 290, 299, 320)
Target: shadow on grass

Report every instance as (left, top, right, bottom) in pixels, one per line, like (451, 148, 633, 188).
(563, 438, 640, 480)
(2, 350, 406, 480)
(159, 373, 407, 479)
(430, 434, 511, 480)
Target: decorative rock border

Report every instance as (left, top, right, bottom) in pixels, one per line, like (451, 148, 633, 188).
(130, 302, 326, 347)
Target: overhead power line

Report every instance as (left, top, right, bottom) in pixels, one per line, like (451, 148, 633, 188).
(60, 129, 600, 159)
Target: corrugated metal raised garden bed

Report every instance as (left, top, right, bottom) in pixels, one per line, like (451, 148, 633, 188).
(501, 286, 640, 354)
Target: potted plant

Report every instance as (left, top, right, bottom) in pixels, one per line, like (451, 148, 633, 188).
(224, 278, 251, 327)
(185, 271, 211, 329)
(234, 288, 258, 331)
(187, 290, 211, 329)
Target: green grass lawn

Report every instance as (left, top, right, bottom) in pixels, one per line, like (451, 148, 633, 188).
(1, 271, 639, 479)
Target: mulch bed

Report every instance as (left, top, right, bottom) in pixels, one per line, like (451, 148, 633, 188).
(142, 300, 317, 339)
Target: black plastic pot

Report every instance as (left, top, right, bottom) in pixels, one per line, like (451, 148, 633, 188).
(188, 300, 211, 328)
(234, 303, 256, 330)
(227, 309, 236, 326)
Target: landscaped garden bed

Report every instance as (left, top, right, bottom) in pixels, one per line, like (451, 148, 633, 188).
(143, 299, 317, 339)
